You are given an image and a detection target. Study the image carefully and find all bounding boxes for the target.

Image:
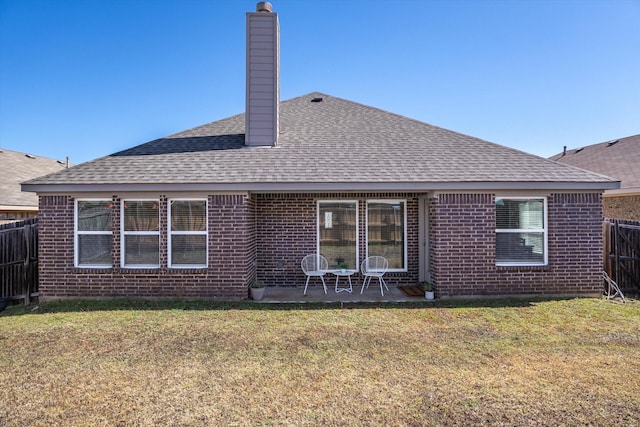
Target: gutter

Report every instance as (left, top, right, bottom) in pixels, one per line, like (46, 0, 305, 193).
(22, 180, 621, 194)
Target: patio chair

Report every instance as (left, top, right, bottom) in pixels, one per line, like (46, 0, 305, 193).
(301, 254, 328, 295)
(360, 256, 389, 296)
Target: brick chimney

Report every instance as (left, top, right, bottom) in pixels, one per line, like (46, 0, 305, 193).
(245, 2, 280, 147)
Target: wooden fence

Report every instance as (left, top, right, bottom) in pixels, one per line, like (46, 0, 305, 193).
(603, 218, 640, 295)
(0, 218, 39, 305)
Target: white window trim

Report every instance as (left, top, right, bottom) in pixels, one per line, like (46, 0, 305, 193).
(365, 199, 408, 272)
(317, 200, 359, 272)
(495, 196, 548, 266)
(121, 199, 160, 269)
(74, 199, 113, 268)
(168, 198, 208, 269)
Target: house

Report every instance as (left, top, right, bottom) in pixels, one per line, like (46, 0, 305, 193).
(0, 149, 69, 224)
(22, 2, 619, 300)
(549, 134, 640, 221)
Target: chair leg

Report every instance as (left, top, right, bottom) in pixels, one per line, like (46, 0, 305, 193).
(360, 276, 370, 294)
(304, 275, 311, 295)
(305, 275, 327, 294)
(375, 276, 389, 296)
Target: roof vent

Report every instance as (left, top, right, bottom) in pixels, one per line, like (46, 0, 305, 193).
(607, 139, 619, 147)
(575, 147, 584, 153)
(311, 97, 323, 103)
(256, 2, 272, 12)
(25, 154, 36, 159)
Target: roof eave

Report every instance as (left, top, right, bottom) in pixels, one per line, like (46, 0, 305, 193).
(0, 205, 39, 211)
(22, 180, 621, 194)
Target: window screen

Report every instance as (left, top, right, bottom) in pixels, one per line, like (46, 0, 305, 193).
(367, 200, 406, 270)
(496, 198, 546, 265)
(169, 200, 207, 267)
(76, 200, 112, 267)
(122, 200, 160, 267)
(318, 201, 358, 270)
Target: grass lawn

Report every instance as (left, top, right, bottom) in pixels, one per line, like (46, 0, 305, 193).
(1, 297, 639, 426)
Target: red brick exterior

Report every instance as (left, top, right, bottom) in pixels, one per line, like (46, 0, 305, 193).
(37, 191, 603, 300)
(38, 194, 255, 300)
(430, 192, 603, 297)
(604, 194, 640, 221)
(255, 193, 419, 288)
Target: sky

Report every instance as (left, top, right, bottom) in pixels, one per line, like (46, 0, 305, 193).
(1, 0, 639, 165)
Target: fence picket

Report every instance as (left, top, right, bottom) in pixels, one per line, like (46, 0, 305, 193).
(603, 218, 640, 295)
(0, 218, 39, 305)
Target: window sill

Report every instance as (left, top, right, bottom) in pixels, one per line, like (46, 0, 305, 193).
(496, 263, 550, 272)
(73, 266, 113, 272)
(169, 265, 208, 269)
(75, 265, 112, 269)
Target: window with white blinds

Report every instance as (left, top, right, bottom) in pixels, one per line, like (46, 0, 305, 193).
(122, 200, 160, 268)
(168, 200, 207, 268)
(75, 200, 113, 267)
(495, 197, 547, 265)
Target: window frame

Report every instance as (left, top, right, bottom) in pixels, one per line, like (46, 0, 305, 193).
(495, 196, 548, 266)
(317, 200, 359, 272)
(365, 199, 408, 272)
(120, 199, 161, 269)
(74, 199, 113, 268)
(168, 198, 208, 269)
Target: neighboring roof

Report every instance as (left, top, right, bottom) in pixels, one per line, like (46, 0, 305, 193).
(1, 149, 69, 209)
(549, 134, 640, 195)
(23, 92, 619, 193)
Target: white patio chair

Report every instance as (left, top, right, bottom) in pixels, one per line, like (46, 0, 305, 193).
(301, 254, 328, 295)
(360, 256, 389, 296)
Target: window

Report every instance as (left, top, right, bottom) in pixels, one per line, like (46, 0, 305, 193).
(366, 200, 407, 271)
(318, 201, 358, 270)
(496, 197, 547, 265)
(168, 199, 207, 268)
(75, 200, 113, 267)
(122, 200, 160, 268)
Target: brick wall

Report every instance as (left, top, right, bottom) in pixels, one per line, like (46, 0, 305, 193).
(38, 190, 603, 299)
(429, 194, 495, 295)
(430, 192, 603, 297)
(38, 194, 255, 300)
(256, 193, 420, 288)
(604, 195, 640, 221)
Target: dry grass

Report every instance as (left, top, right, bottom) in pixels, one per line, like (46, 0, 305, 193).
(0, 297, 639, 426)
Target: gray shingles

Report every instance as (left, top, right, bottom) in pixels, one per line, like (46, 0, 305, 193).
(1, 149, 68, 206)
(24, 92, 618, 188)
(549, 134, 639, 190)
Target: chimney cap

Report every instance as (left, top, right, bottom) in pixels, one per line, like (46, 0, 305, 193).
(256, 2, 273, 12)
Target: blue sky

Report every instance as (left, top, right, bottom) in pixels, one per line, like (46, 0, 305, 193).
(1, 0, 639, 164)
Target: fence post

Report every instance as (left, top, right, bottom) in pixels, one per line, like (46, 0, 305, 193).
(23, 224, 31, 306)
(614, 220, 621, 287)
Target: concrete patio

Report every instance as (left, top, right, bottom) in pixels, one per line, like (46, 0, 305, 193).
(257, 283, 430, 303)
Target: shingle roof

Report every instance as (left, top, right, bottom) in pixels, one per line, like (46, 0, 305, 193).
(549, 134, 639, 194)
(1, 149, 68, 208)
(23, 92, 618, 192)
